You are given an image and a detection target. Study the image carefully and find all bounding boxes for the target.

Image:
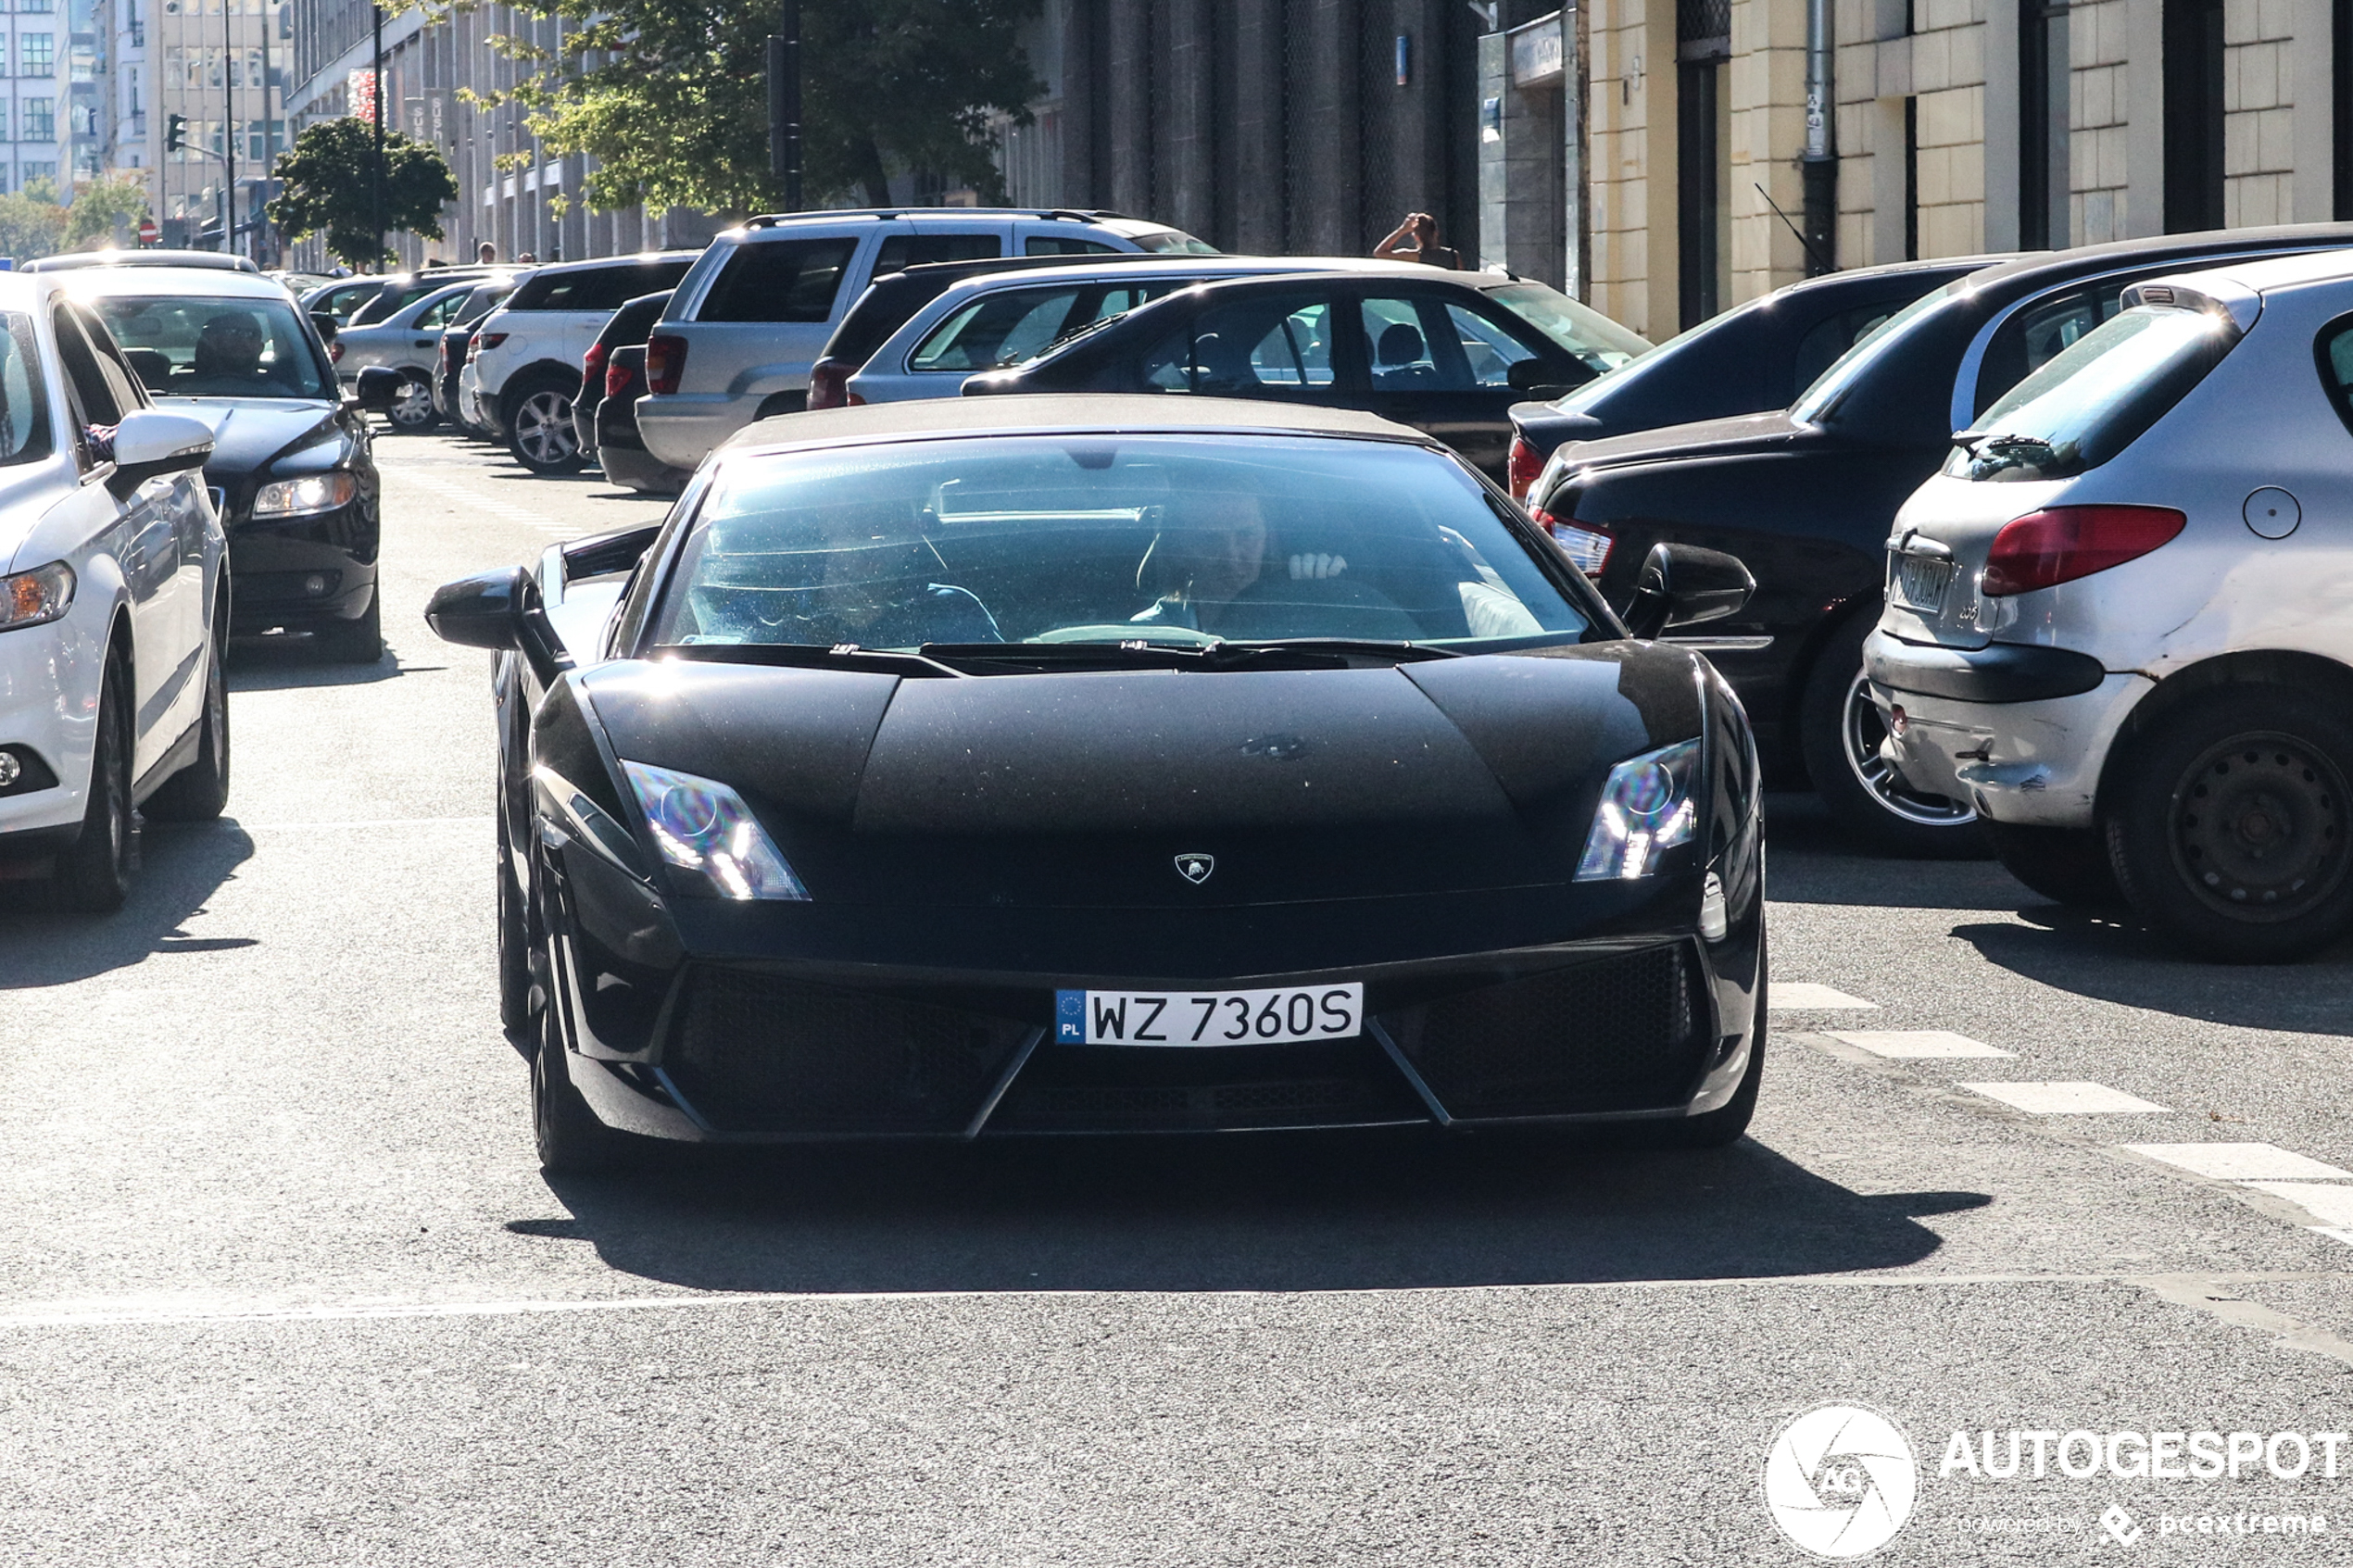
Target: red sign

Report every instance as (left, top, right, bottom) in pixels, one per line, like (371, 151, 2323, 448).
(137, 217, 158, 245)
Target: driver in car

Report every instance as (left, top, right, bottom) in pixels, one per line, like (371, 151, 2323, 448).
(1132, 492, 1347, 633)
(182, 311, 272, 391)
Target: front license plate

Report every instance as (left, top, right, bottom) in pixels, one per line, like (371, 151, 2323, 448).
(1054, 984, 1365, 1046)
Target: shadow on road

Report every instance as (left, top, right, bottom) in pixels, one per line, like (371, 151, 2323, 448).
(1954, 909, 2353, 1035)
(526, 1125, 1967, 1294)
(0, 820, 254, 987)
(1760, 795, 2019, 911)
(227, 640, 434, 692)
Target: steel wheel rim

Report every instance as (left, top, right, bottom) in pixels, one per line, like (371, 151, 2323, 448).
(2169, 729, 2349, 922)
(391, 377, 434, 426)
(99, 686, 126, 871)
(515, 392, 574, 463)
(1840, 671, 1976, 828)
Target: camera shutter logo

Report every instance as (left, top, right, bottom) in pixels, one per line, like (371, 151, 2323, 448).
(1764, 1404, 1919, 1558)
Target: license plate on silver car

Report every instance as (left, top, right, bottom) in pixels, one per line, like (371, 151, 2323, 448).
(1895, 553, 1955, 610)
(1054, 984, 1365, 1046)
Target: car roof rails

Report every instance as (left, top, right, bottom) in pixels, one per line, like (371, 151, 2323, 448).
(741, 207, 1153, 230)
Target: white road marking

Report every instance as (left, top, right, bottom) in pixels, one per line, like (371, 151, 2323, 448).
(2312, 1228, 2353, 1247)
(2121, 1143, 2353, 1182)
(2242, 1183, 2353, 1229)
(1773, 983, 1879, 1010)
(238, 816, 495, 830)
(1961, 1081, 2171, 1115)
(1827, 1030, 2012, 1059)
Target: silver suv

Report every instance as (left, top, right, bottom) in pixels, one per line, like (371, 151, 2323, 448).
(635, 208, 1208, 471)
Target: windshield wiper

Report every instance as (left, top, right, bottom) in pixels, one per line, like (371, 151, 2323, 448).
(913, 637, 1461, 673)
(652, 642, 967, 678)
(1202, 638, 1459, 664)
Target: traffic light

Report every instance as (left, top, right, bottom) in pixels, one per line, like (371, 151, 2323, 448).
(166, 114, 185, 153)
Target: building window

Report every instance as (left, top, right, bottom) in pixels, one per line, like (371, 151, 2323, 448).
(20, 0, 53, 12)
(0, 102, 12, 142)
(2336, 0, 2350, 218)
(125, 64, 140, 116)
(1676, 0, 1731, 328)
(19, 33, 52, 74)
(1903, 96, 1920, 259)
(2162, 0, 2226, 230)
(2020, 0, 2070, 245)
(22, 98, 52, 139)
(22, 160, 56, 187)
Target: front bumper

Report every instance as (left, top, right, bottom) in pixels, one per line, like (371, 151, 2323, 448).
(1868, 664, 2152, 829)
(635, 392, 759, 471)
(0, 613, 101, 850)
(227, 502, 380, 634)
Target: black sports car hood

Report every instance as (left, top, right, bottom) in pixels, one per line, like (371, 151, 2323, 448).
(161, 396, 346, 478)
(574, 644, 1708, 911)
(1556, 408, 1807, 470)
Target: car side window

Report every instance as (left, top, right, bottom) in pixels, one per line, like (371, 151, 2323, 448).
(1972, 282, 2127, 416)
(1140, 295, 1339, 394)
(1026, 236, 1122, 257)
(1442, 301, 1544, 388)
(417, 293, 465, 330)
(1362, 296, 1469, 391)
(873, 232, 1003, 276)
(912, 287, 1086, 372)
(2314, 317, 2353, 437)
(698, 239, 860, 323)
(71, 304, 147, 415)
(1791, 302, 1900, 399)
(53, 305, 121, 426)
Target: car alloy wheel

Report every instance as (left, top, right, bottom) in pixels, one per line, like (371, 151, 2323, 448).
(2168, 731, 2348, 922)
(52, 656, 133, 912)
(510, 388, 580, 471)
(388, 371, 437, 431)
(1839, 671, 1977, 830)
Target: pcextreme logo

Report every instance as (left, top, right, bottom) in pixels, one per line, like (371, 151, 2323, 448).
(1765, 1404, 1920, 1558)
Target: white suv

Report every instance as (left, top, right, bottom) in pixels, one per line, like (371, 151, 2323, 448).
(467, 251, 701, 472)
(635, 208, 1208, 471)
(1869, 251, 2353, 960)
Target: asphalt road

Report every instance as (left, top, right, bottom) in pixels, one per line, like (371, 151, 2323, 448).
(5, 429, 2353, 1565)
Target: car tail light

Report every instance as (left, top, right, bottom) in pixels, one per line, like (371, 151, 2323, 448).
(474, 331, 508, 354)
(605, 358, 634, 398)
(329, 339, 344, 364)
(1528, 504, 1614, 578)
(581, 342, 607, 395)
(645, 333, 687, 396)
(1506, 435, 1542, 500)
(1981, 505, 2186, 596)
(805, 358, 850, 411)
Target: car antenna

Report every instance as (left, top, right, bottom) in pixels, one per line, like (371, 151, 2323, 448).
(1754, 182, 1830, 275)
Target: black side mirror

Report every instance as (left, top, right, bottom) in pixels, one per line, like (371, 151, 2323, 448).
(310, 310, 339, 345)
(354, 365, 402, 413)
(1620, 543, 1755, 640)
(424, 565, 573, 685)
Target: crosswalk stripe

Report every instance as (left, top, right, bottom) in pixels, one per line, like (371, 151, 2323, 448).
(1827, 1030, 2011, 1059)
(1773, 983, 1879, 1010)
(2122, 1143, 2353, 1182)
(2243, 1183, 2353, 1229)
(1961, 1081, 2171, 1115)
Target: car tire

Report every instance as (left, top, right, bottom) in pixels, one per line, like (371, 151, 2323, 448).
(386, 369, 438, 433)
(51, 653, 134, 913)
(315, 585, 383, 664)
(532, 984, 648, 1175)
(506, 376, 585, 473)
(1981, 820, 2120, 907)
(145, 596, 232, 822)
(2106, 685, 2353, 962)
(1800, 610, 1988, 858)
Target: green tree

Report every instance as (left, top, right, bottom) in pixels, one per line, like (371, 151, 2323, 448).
(0, 176, 66, 263)
(268, 117, 459, 269)
(489, 0, 1043, 214)
(64, 174, 151, 248)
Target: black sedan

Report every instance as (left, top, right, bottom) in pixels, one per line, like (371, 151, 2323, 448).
(1527, 222, 2353, 854)
(425, 397, 1765, 1172)
(74, 268, 387, 661)
(963, 271, 1652, 480)
(1503, 255, 2005, 498)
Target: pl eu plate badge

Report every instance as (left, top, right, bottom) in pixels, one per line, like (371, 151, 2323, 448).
(1056, 988, 1086, 1043)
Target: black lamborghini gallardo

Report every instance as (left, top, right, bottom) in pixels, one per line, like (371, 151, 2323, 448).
(425, 396, 1768, 1172)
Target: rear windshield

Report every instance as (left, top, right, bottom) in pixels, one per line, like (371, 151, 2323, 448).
(698, 238, 858, 323)
(1482, 282, 1651, 375)
(348, 279, 445, 326)
(1946, 303, 2238, 482)
(1790, 282, 1957, 423)
(596, 291, 673, 349)
(647, 433, 1593, 654)
(454, 284, 512, 327)
(909, 282, 1187, 372)
(509, 258, 695, 313)
(1127, 229, 1219, 256)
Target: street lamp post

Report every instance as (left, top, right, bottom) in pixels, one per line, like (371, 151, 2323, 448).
(223, 0, 235, 256)
(371, 3, 384, 270)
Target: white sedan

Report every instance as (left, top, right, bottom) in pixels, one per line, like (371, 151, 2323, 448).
(0, 271, 224, 911)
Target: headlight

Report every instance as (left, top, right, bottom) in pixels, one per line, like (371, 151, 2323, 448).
(1574, 737, 1700, 881)
(621, 760, 809, 901)
(252, 471, 359, 519)
(0, 561, 72, 632)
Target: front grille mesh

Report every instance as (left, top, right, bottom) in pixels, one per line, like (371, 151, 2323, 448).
(1386, 945, 1711, 1117)
(663, 968, 1029, 1135)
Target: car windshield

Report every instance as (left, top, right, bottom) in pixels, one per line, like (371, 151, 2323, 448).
(0, 311, 50, 465)
(1128, 230, 1221, 256)
(1482, 282, 1652, 374)
(1789, 281, 1957, 422)
(647, 433, 1594, 657)
(90, 295, 332, 399)
(1946, 303, 2238, 482)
